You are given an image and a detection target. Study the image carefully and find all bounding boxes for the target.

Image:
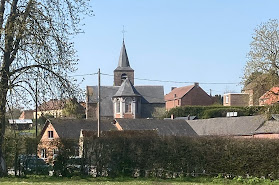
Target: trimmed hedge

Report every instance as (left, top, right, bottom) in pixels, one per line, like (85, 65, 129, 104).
(83, 132, 279, 178)
(164, 106, 267, 119)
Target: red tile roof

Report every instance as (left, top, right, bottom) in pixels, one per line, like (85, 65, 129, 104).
(164, 85, 195, 101)
(38, 99, 65, 111)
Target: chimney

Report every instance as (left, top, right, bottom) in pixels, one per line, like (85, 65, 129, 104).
(170, 114, 174, 120)
(194, 82, 199, 87)
(171, 87, 177, 91)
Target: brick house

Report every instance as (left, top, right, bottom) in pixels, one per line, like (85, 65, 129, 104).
(164, 83, 213, 111)
(38, 119, 115, 163)
(34, 99, 65, 118)
(86, 40, 165, 119)
(19, 110, 34, 119)
(223, 93, 249, 106)
(259, 86, 279, 106)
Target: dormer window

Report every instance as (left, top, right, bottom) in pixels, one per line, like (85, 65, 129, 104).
(174, 94, 177, 98)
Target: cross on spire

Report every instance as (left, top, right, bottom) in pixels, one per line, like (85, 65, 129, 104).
(122, 25, 126, 41)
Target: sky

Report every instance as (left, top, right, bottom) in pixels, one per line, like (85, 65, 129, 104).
(72, 0, 279, 96)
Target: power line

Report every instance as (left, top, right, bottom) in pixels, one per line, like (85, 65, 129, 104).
(100, 72, 239, 85)
(69, 72, 240, 85)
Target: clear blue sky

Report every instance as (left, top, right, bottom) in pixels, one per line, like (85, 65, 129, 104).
(72, 0, 279, 96)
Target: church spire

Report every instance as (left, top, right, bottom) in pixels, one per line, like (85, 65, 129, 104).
(114, 40, 134, 86)
(118, 40, 130, 68)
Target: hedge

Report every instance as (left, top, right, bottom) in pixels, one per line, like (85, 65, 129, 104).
(164, 105, 268, 119)
(83, 131, 279, 178)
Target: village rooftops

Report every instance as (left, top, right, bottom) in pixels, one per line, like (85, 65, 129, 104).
(187, 115, 265, 136)
(115, 118, 198, 136)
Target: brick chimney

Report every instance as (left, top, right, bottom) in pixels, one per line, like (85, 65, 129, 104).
(194, 82, 199, 87)
(171, 87, 177, 91)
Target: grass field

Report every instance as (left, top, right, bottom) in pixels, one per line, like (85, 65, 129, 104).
(1, 176, 279, 185)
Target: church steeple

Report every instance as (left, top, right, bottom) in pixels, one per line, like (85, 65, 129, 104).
(117, 40, 131, 69)
(114, 40, 134, 86)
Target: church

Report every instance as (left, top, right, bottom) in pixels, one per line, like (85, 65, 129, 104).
(86, 40, 165, 119)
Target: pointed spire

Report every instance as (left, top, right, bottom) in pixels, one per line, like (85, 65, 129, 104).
(118, 40, 131, 68)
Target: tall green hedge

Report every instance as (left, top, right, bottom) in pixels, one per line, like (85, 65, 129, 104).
(83, 132, 279, 178)
(164, 105, 267, 119)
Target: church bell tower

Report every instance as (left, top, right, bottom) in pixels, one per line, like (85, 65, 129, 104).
(114, 40, 134, 86)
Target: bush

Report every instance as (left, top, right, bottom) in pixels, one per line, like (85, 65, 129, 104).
(83, 133, 279, 178)
(165, 105, 266, 119)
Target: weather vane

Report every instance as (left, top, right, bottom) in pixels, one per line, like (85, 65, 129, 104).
(122, 25, 126, 41)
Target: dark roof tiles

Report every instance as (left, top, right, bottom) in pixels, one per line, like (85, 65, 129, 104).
(115, 119, 198, 136)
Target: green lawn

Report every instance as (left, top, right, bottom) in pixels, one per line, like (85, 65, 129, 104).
(1, 176, 279, 185)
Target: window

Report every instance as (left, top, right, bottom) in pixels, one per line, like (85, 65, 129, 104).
(177, 99, 180, 105)
(121, 73, 128, 82)
(41, 148, 46, 159)
(225, 95, 229, 104)
(116, 99, 120, 113)
(125, 98, 132, 113)
(48, 131, 53, 139)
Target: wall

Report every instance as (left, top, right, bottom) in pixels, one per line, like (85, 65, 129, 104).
(223, 94, 249, 106)
(141, 103, 165, 118)
(180, 86, 212, 106)
(34, 109, 63, 119)
(86, 103, 97, 119)
(38, 123, 60, 163)
(114, 70, 134, 86)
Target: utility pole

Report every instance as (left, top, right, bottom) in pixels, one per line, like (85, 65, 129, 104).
(97, 69, 100, 137)
(35, 80, 38, 138)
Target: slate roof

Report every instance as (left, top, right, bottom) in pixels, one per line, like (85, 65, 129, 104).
(42, 119, 116, 139)
(165, 85, 195, 101)
(187, 116, 266, 136)
(87, 85, 164, 117)
(115, 119, 198, 136)
(113, 78, 141, 97)
(114, 40, 133, 71)
(254, 120, 279, 134)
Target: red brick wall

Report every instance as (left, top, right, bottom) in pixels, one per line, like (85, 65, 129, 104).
(38, 123, 60, 163)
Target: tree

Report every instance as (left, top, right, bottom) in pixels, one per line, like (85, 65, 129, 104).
(62, 98, 85, 118)
(243, 19, 279, 104)
(0, 0, 91, 176)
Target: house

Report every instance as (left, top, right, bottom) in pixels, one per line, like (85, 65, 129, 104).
(186, 115, 265, 137)
(19, 110, 34, 119)
(35, 99, 65, 118)
(9, 119, 33, 130)
(259, 86, 279, 106)
(164, 83, 213, 111)
(251, 114, 279, 138)
(38, 119, 116, 162)
(223, 93, 249, 106)
(86, 40, 165, 119)
(114, 118, 198, 136)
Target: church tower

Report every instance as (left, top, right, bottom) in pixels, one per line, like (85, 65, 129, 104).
(114, 40, 134, 86)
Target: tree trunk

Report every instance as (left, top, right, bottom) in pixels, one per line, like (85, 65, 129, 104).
(0, 60, 10, 176)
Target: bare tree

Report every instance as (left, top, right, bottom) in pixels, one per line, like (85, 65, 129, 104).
(243, 19, 279, 104)
(0, 0, 91, 176)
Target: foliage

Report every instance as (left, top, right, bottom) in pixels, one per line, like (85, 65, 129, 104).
(164, 105, 266, 119)
(243, 19, 279, 105)
(62, 98, 85, 119)
(83, 133, 279, 179)
(0, 0, 92, 176)
(52, 138, 80, 177)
